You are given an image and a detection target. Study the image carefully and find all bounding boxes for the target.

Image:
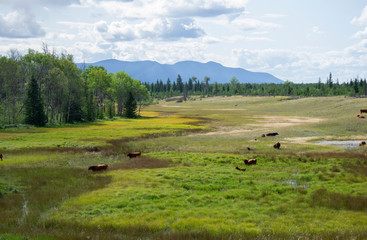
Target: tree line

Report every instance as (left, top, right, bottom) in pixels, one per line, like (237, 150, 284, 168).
(0, 47, 150, 127)
(144, 73, 367, 99)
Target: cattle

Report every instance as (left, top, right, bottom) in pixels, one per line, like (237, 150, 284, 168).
(243, 159, 257, 165)
(360, 109, 367, 114)
(261, 134, 266, 137)
(127, 152, 141, 158)
(0, 153, 2, 161)
(247, 147, 253, 151)
(359, 141, 366, 146)
(235, 166, 246, 171)
(357, 115, 365, 118)
(266, 132, 279, 136)
(88, 164, 108, 171)
(274, 142, 281, 149)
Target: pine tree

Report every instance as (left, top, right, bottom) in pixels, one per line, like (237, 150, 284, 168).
(124, 91, 137, 118)
(24, 76, 47, 126)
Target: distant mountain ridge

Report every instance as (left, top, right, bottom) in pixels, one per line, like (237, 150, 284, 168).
(76, 59, 284, 84)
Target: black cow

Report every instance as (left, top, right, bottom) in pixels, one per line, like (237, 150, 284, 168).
(266, 132, 279, 136)
(127, 152, 141, 158)
(274, 142, 281, 149)
(88, 164, 108, 171)
(243, 159, 257, 165)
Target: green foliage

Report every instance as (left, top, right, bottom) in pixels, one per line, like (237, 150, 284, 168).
(24, 76, 47, 127)
(124, 91, 137, 118)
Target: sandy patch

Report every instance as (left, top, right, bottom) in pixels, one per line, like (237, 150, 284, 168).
(247, 115, 323, 128)
(283, 137, 319, 144)
(192, 128, 252, 136)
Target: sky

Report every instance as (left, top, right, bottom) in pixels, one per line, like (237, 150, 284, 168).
(1, 0, 367, 83)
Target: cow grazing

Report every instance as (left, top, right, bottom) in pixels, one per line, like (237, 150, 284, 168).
(235, 166, 246, 171)
(359, 141, 366, 146)
(261, 134, 266, 137)
(266, 132, 279, 136)
(274, 142, 281, 149)
(360, 109, 367, 114)
(247, 147, 253, 151)
(243, 159, 257, 165)
(127, 152, 141, 158)
(0, 154, 2, 161)
(357, 115, 365, 118)
(88, 164, 108, 171)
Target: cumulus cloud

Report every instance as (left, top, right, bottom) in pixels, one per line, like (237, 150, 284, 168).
(0, 10, 45, 38)
(94, 18, 205, 41)
(111, 40, 208, 63)
(0, 0, 80, 8)
(352, 6, 367, 25)
(232, 47, 365, 82)
(76, 0, 247, 19)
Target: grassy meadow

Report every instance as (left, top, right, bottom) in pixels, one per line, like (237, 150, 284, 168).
(1, 96, 367, 239)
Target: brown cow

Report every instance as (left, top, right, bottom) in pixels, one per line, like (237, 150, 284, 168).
(0, 154, 2, 161)
(357, 115, 365, 118)
(88, 164, 108, 171)
(127, 152, 141, 158)
(243, 159, 257, 165)
(235, 166, 246, 171)
(274, 142, 281, 149)
(359, 141, 366, 146)
(360, 109, 367, 114)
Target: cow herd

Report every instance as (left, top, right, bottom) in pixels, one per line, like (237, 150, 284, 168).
(87, 152, 142, 172)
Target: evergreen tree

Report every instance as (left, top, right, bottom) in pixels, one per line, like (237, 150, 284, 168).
(124, 91, 137, 118)
(24, 76, 47, 126)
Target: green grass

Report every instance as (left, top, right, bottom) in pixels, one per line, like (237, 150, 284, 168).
(1, 96, 367, 239)
(48, 152, 367, 238)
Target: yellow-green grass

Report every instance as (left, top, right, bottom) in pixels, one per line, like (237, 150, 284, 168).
(49, 152, 367, 237)
(0, 111, 207, 150)
(1, 96, 367, 239)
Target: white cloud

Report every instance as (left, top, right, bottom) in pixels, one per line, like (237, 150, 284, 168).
(0, 10, 45, 38)
(95, 18, 205, 41)
(352, 6, 367, 25)
(232, 17, 280, 31)
(75, 0, 247, 19)
(312, 26, 323, 34)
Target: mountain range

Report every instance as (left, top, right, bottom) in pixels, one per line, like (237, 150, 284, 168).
(76, 59, 284, 84)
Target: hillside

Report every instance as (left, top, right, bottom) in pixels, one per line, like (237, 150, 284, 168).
(76, 59, 284, 84)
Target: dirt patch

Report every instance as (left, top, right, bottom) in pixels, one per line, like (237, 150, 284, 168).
(283, 137, 319, 144)
(109, 156, 173, 170)
(247, 115, 323, 128)
(191, 128, 252, 136)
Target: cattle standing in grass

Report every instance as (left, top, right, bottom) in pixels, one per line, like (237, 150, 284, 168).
(360, 109, 367, 114)
(266, 132, 279, 136)
(88, 164, 108, 171)
(0, 154, 2, 161)
(359, 141, 366, 146)
(235, 166, 246, 171)
(274, 142, 281, 149)
(127, 152, 141, 158)
(243, 159, 257, 165)
(247, 147, 253, 151)
(357, 115, 365, 118)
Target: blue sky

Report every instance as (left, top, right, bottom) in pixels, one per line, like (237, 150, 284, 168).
(0, 0, 367, 83)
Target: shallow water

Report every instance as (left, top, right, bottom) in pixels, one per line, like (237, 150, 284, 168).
(316, 140, 365, 149)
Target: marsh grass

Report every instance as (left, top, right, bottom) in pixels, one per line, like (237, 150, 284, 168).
(1, 96, 367, 239)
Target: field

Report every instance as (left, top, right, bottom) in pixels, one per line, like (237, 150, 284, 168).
(1, 96, 367, 240)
